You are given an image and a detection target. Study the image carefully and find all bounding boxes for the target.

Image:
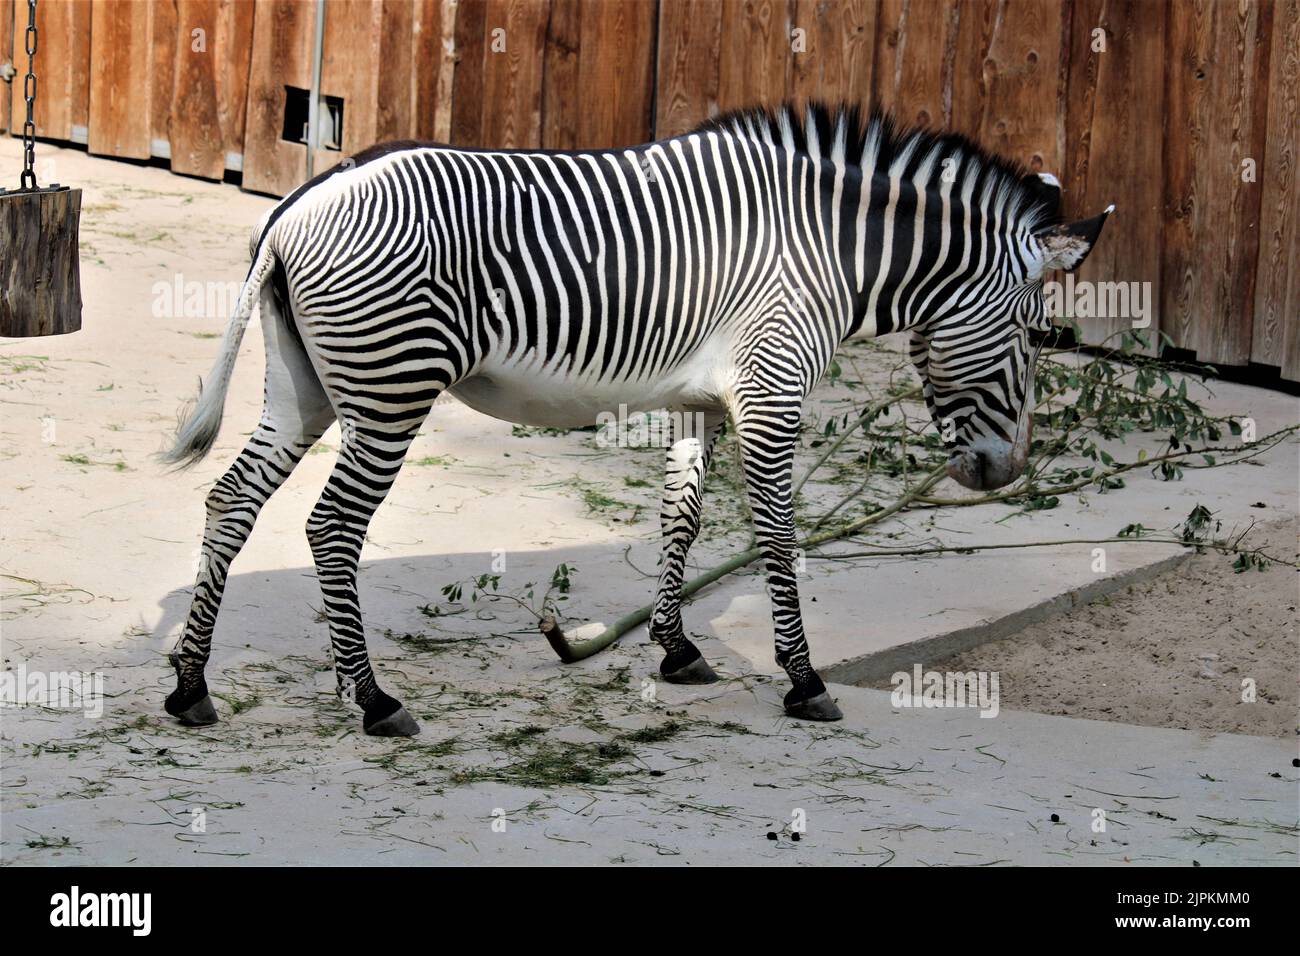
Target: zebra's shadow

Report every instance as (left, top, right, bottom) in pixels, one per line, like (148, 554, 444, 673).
(147, 540, 749, 676)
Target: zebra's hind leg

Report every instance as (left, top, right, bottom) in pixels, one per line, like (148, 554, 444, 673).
(651, 414, 724, 684)
(167, 300, 336, 725)
(306, 420, 429, 737)
(734, 404, 842, 722)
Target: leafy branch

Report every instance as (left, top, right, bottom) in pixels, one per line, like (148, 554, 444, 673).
(534, 326, 1295, 662)
(424, 564, 577, 626)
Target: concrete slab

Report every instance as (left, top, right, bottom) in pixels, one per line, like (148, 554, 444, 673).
(3, 656, 1294, 866)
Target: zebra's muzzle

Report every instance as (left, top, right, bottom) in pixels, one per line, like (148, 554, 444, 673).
(946, 439, 1025, 491)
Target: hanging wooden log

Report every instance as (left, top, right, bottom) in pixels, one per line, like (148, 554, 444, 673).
(0, 185, 83, 337)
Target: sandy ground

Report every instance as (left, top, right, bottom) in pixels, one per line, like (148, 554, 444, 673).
(1, 141, 1296, 866)
(916, 519, 1298, 737)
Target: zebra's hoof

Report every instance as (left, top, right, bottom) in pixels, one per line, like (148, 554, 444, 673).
(364, 706, 421, 737)
(167, 693, 219, 727)
(660, 651, 719, 684)
(784, 690, 843, 722)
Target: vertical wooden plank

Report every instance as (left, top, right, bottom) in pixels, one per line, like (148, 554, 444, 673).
(428, 0, 456, 141)
(950, 0, 1065, 172)
(242, 0, 316, 196)
(214, 0, 256, 165)
(170, 0, 256, 180)
(718, 0, 792, 112)
(313, 0, 382, 172)
(541, 0, 580, 148)
(788, 0, 876, 111)
(87, 0, 152, 158)
(1, 0, 12, 135)
(375, 0, 415, 142)
(1162, 0, 1272, 367)
(873, 0, 960, 130)
(374, 0, 445, 143)
(1252, 0, 1300, 379)
(407, 0, 445, 142)
(478, 0, 548, 148)
(574, 0, 655, 147)
(542, 0, 657, 150)
(1064, 0, 1166, 353)
(655, 0, 722, 139)
(450, 0, 486, 145)
(171, 0, 223, 177)
(149, 0, 177, 157)
(15, 0, 90, 143)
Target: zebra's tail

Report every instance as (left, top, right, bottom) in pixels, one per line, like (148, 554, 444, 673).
(159, 236, 279, 469)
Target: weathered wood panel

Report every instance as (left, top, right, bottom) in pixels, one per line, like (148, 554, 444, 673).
(541, 0, 580, 148)
(718, 0, 791, 112)
(450, 0, 551, 149)
(375, 0, 415, 143)
(14, 0, 90, 143)
(450, 0, 487, 146)
(543, 0, 655, 150)
(873, 0, 960, 129)
(581, 0, 656, 148)
(789, 0, 876, 111)
(654, 0, 723, 139)
(409, 0, 449, 142)
(87, 0, 153, 158)
(429, 0, 456, 141)
(241, 0, 316, 196)
(169, 0, 255, 180)
(149, 0, 177, 156)
(312, 0, 381, 173)
(1064, 0, 1166, 353)
(376, 0, 440, 143)
(1162, 0, 1272, 368)
(477, 0, 549, 148)
(949, 0, 1066, 172)
(1252, 0, 1300, 379)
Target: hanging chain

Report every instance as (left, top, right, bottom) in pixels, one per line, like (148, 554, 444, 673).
(20, 0, 39, 190)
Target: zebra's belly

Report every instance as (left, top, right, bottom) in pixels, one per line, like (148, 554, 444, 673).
(447, 351, 728, 428)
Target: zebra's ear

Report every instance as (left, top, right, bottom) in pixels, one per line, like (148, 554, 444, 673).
(1037, 205, 1114, 273)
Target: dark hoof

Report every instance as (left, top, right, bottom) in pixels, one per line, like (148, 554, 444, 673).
(784, 690, 843, 722)
(661, 652, 719, 685)
(364, 706, 421, 737)
(169, 694, 219, 727)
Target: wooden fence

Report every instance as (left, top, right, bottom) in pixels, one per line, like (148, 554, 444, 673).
(3, 0, 1297, 380)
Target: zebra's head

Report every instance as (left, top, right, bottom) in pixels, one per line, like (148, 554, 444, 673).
(910, 199, 1112, 491)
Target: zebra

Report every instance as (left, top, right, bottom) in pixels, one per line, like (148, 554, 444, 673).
(161, 102, 1109, 736)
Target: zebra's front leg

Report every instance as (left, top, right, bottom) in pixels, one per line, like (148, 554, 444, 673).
(307, 421, 425, 737)
(651, 417, 724, 683)
(735, 407, 843, 721)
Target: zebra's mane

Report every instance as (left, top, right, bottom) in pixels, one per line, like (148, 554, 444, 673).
(689, 102, 1062, 232)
